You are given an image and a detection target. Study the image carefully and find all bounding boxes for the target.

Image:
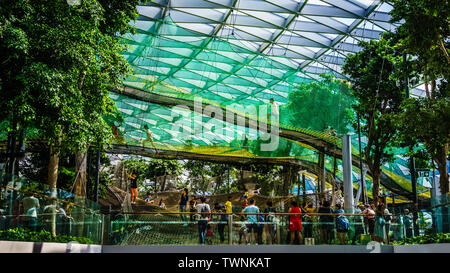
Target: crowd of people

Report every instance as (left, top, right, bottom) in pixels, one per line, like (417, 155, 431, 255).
(1, 193, 75, 235)
(173, 189, 418, 245)
(127, 170, 418, 246)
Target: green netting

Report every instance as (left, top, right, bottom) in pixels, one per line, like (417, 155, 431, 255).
(0, 14, 430, 202)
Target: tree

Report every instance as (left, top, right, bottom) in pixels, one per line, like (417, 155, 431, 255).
(389, 0, 450, 195)
(123, 157, 183, 192)
(0, 0, 140, 235)
(285, 74, 355, 134)
(396, 90, 450, 194)
(342, 37, 406, 206)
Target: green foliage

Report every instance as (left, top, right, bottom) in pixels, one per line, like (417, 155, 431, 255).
(389, 0, 450, 80)
(0, 0, 140, 155)
(20, 152, 76, 191)
(123, 157, 183, 192)
(342, 37, 407, 203)
(248, 164, 283, 196)
(0, 228, 94, 244)
(395, 94, 450, 193)
(397, 96, 450, 156)
(285, 74, 355, 134)
(388, 0, 450, 195)
(391, 232, 450, 245)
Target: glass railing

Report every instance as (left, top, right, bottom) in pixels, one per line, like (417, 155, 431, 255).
(0, 173, 104, 244)
(104, 210, 449, 246)
(1, 171, 449, 246)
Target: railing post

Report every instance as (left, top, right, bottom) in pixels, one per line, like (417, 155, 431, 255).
(228, 214, 233, 245)
(276, 218, 281, 244)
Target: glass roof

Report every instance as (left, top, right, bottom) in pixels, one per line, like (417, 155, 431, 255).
(123, 0, 424, 102)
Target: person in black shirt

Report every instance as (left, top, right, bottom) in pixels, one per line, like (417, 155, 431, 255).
(127, 171, 138, 205)
(189, 195, 197, 223)
(178, 188, 189, 226)
(318, 200, 334, 244)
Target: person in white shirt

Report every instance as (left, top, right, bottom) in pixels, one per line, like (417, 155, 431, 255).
(267, 98, 279, 123)
(195, 197, 211, 245)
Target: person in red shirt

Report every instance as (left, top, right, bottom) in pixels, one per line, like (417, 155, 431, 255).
(289, 200, 302, 244)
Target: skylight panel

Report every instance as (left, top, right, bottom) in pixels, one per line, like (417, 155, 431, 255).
(239, 10, 285, 27)
(333, 17, 357, 26)
(178, 8, 225, 22)
(176, 23, 216, 35)
(307, 0, 331, 6)
(137, 6, 161, 19)
(354, 0, 375, 9)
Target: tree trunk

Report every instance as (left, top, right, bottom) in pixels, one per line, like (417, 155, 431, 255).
(435, 144, 449, 195)
(371, 169, 381, 208)
(74, 151, 87, 237)
(282, 165, 291, 196)
(161, 174, 167, 192)
(47, 144, 60, 237)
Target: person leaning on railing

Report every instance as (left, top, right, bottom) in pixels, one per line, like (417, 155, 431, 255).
(288, 200, 302, 245)
(352, 204, 366, 244)
(362, 204, 376, 238)
(195, 196, 211, 245)
(263, 200, 277, 245)
(178, 188, 189, 226)
(318, 200, 334, 244)
(301, 201, 314, 240)
(189, 195, 196, 223)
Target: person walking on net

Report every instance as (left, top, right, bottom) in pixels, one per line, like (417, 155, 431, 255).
(127, 171, 138, 205)
(142, 124, 158, 155)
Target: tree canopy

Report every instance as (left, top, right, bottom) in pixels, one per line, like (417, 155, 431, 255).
(285, 75, 355, 134)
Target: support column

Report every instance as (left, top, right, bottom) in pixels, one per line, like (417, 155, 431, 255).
(318, 152, 326, 202)
(342, 134, 354, 213)
(302, 174, 306, 201)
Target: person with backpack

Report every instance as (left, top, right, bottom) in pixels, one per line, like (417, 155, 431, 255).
(196, 196, 211, 245)
(334, 203, 350, 245)
(264, 200, 277, 244)
(216, 203, 228, 244)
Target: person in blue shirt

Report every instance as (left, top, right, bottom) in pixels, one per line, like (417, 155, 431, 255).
(403, 209, 413, 238)
(243, 199, 260, 245)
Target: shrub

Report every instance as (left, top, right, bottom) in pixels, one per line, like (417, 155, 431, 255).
(0, 228, 94, 244)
